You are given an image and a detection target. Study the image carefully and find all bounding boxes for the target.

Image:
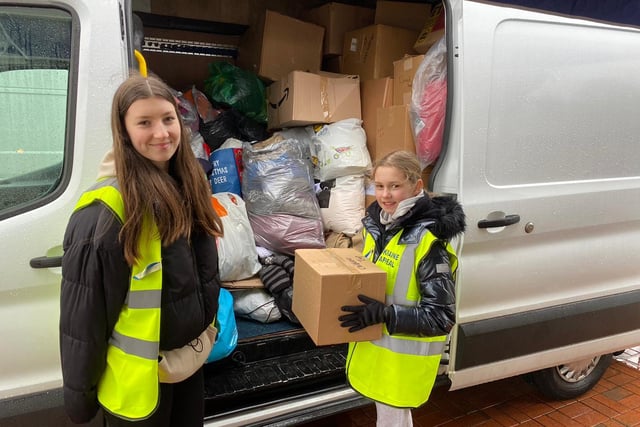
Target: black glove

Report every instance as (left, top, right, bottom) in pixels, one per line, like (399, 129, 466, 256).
(339, 294, 388, 333)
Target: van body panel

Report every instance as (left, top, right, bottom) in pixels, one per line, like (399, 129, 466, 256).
(0, 0, 127, 401)
(444, 0, 640, 389)
(455, 289, 640, 369)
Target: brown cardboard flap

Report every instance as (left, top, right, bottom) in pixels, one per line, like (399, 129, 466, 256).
(222, 276, 264, 289)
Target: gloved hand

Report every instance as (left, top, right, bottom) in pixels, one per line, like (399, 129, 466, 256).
(339, 294, 388, 333)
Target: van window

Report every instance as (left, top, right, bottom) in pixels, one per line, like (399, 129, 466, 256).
(0, 7, 71, 212)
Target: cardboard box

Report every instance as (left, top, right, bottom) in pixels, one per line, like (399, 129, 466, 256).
(305, 2, 375, 56)
(222, 276, 264, 289)
(342, 24, 418, 81)
(267, 71, 361, 130)
(393, 54, 425, 105)
(374, 105, 415, 161)
(414, 3, 445, 54)
(237, 10, 324, 82)
(374, 1, 432, 32)
(293, 248, 387, 346)
(360, 77, 393, 156)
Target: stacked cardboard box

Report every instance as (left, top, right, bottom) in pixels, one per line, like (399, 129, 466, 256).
(342, 24, 418, 81)
(237, 10, 324, 82)
(305, 2, 375, 57)
(393, 54, 425, 106)
(292, 248, 386, 346)
(266, 71, 361, 131)
(360, 77, 393, 160)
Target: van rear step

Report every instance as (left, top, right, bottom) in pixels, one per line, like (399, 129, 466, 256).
(203, 344, 348, 415)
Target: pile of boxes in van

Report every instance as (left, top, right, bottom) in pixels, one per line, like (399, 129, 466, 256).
(150, 1, 444, 346)
(235, 1, 443, 207)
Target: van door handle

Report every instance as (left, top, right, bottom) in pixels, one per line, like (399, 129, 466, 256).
(477, 214, 520, 229)
(30, 256, 63, 269)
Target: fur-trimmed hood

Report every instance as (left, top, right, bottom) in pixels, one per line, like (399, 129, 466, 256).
(365, 194, 466, 241)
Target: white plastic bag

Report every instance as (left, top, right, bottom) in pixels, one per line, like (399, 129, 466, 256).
(211, 192, 262, 281)
(316, 174, 365, 236)
(232, 288, 282, 323)
(311, 118, 371, 182)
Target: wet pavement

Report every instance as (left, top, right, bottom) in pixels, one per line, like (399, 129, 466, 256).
(302, 347, 640, 426)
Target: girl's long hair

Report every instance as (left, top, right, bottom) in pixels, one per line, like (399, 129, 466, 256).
(111, 72, 222, 265)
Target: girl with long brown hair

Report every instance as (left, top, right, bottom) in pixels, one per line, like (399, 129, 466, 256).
(60, 73, 222, 426)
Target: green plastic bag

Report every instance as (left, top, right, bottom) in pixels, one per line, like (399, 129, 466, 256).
(204, 62, 267, 124)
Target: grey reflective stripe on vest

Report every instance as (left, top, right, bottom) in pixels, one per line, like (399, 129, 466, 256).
(374, 336, 446, 356)
(109, 330, 159, 361)
(373, 230, 445, 357)
(388, 241, 418, 306)
(125, 289, 163, 309)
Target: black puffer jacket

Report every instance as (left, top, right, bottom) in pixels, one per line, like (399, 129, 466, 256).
(59, 201, 220, 424)
(362, 194, 465, 337)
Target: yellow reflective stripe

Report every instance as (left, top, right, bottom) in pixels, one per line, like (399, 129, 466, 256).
(109, 330, 160, 361)
(125, 289, 163, 309)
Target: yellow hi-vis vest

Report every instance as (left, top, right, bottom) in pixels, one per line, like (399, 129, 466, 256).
(73, 178, 162, 420)
(346, 224, 458, 408)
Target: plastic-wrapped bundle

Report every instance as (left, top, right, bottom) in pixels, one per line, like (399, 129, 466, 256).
(410, 36, 447, 169)
(242, 135, 325, 255)
(249, 212, 325, 256)
(242, 136, 319, 218)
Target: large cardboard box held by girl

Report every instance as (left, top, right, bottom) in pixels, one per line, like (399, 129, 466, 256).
(292, 248, 386, 346)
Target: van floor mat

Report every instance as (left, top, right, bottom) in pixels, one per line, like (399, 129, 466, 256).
(203, 345, 348, 413)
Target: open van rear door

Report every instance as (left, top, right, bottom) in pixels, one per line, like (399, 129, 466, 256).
(437, 0, 640, 392)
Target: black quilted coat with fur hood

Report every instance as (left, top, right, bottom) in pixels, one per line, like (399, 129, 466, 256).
(361, 194, 466, 336)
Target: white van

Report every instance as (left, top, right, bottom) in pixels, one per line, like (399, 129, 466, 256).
(1, 0, 639, 425)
